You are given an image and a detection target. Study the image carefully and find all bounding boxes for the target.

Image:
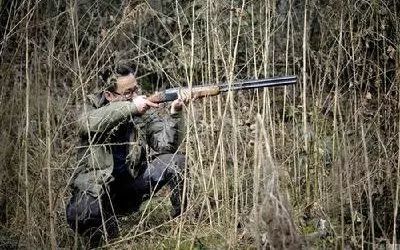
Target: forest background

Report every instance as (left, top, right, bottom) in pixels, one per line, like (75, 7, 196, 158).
(0, 0, 399, 248)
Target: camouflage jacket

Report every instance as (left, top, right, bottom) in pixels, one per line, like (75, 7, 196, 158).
(71, 93, 184, 197)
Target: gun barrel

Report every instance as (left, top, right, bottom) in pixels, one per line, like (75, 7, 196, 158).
(219, 75, 297, 92)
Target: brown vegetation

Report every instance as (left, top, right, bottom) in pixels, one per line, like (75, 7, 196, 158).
(0, 0, 399, 248)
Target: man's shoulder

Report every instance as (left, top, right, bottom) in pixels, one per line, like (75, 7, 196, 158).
(86, 92, 107, 109)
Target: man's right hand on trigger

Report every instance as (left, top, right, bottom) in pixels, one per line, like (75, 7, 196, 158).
(133, 95, 159, 115)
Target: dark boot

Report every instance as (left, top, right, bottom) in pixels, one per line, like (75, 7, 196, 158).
(66, 190, 119, 248)
(169, 172, 187, 218)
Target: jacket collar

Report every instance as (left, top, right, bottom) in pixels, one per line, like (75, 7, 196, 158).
(87, 92, 108, 108)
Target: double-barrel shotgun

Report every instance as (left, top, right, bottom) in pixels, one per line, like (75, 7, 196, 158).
(147, 75, 297, 103)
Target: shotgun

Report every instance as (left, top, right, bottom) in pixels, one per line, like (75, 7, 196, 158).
(147, 75, 297, 103)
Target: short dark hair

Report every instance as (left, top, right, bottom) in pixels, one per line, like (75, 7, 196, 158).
(99, 65, 135, 91)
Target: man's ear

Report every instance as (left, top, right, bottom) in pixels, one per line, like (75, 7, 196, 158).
(104, 91, 114, 102)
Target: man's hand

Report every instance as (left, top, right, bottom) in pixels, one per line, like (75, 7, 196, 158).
(171, 93, 193, 114)
(133, 95, 159, 115)
(170, 99, 185, 114)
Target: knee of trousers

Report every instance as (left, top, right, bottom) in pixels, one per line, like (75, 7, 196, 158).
(159, 152, 185, 172)
(158, 152, 186, 171)
(147, 153, 186, 183)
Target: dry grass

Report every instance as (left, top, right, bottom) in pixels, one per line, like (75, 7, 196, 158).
(0, 0, 399, 249)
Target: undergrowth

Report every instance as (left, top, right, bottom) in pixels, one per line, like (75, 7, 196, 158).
(0, 0, 399, 249)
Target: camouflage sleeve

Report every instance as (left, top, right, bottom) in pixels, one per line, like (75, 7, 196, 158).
(143, 111, 185, 154)
(78, 101, 138, 134)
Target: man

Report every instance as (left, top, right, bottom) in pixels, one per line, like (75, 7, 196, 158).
(66, 65, 187, 247)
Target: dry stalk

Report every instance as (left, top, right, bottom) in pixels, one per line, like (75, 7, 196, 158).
(23, 0, 33, 243)
(251, 115, 302, 249)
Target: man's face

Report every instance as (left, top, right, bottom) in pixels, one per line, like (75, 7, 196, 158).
(105, 73, 139, 102)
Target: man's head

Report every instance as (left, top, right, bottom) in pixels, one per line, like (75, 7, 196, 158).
(102, 65, 139, 102)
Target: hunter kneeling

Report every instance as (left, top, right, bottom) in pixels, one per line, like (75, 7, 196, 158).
(66, 65, 187, 247)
